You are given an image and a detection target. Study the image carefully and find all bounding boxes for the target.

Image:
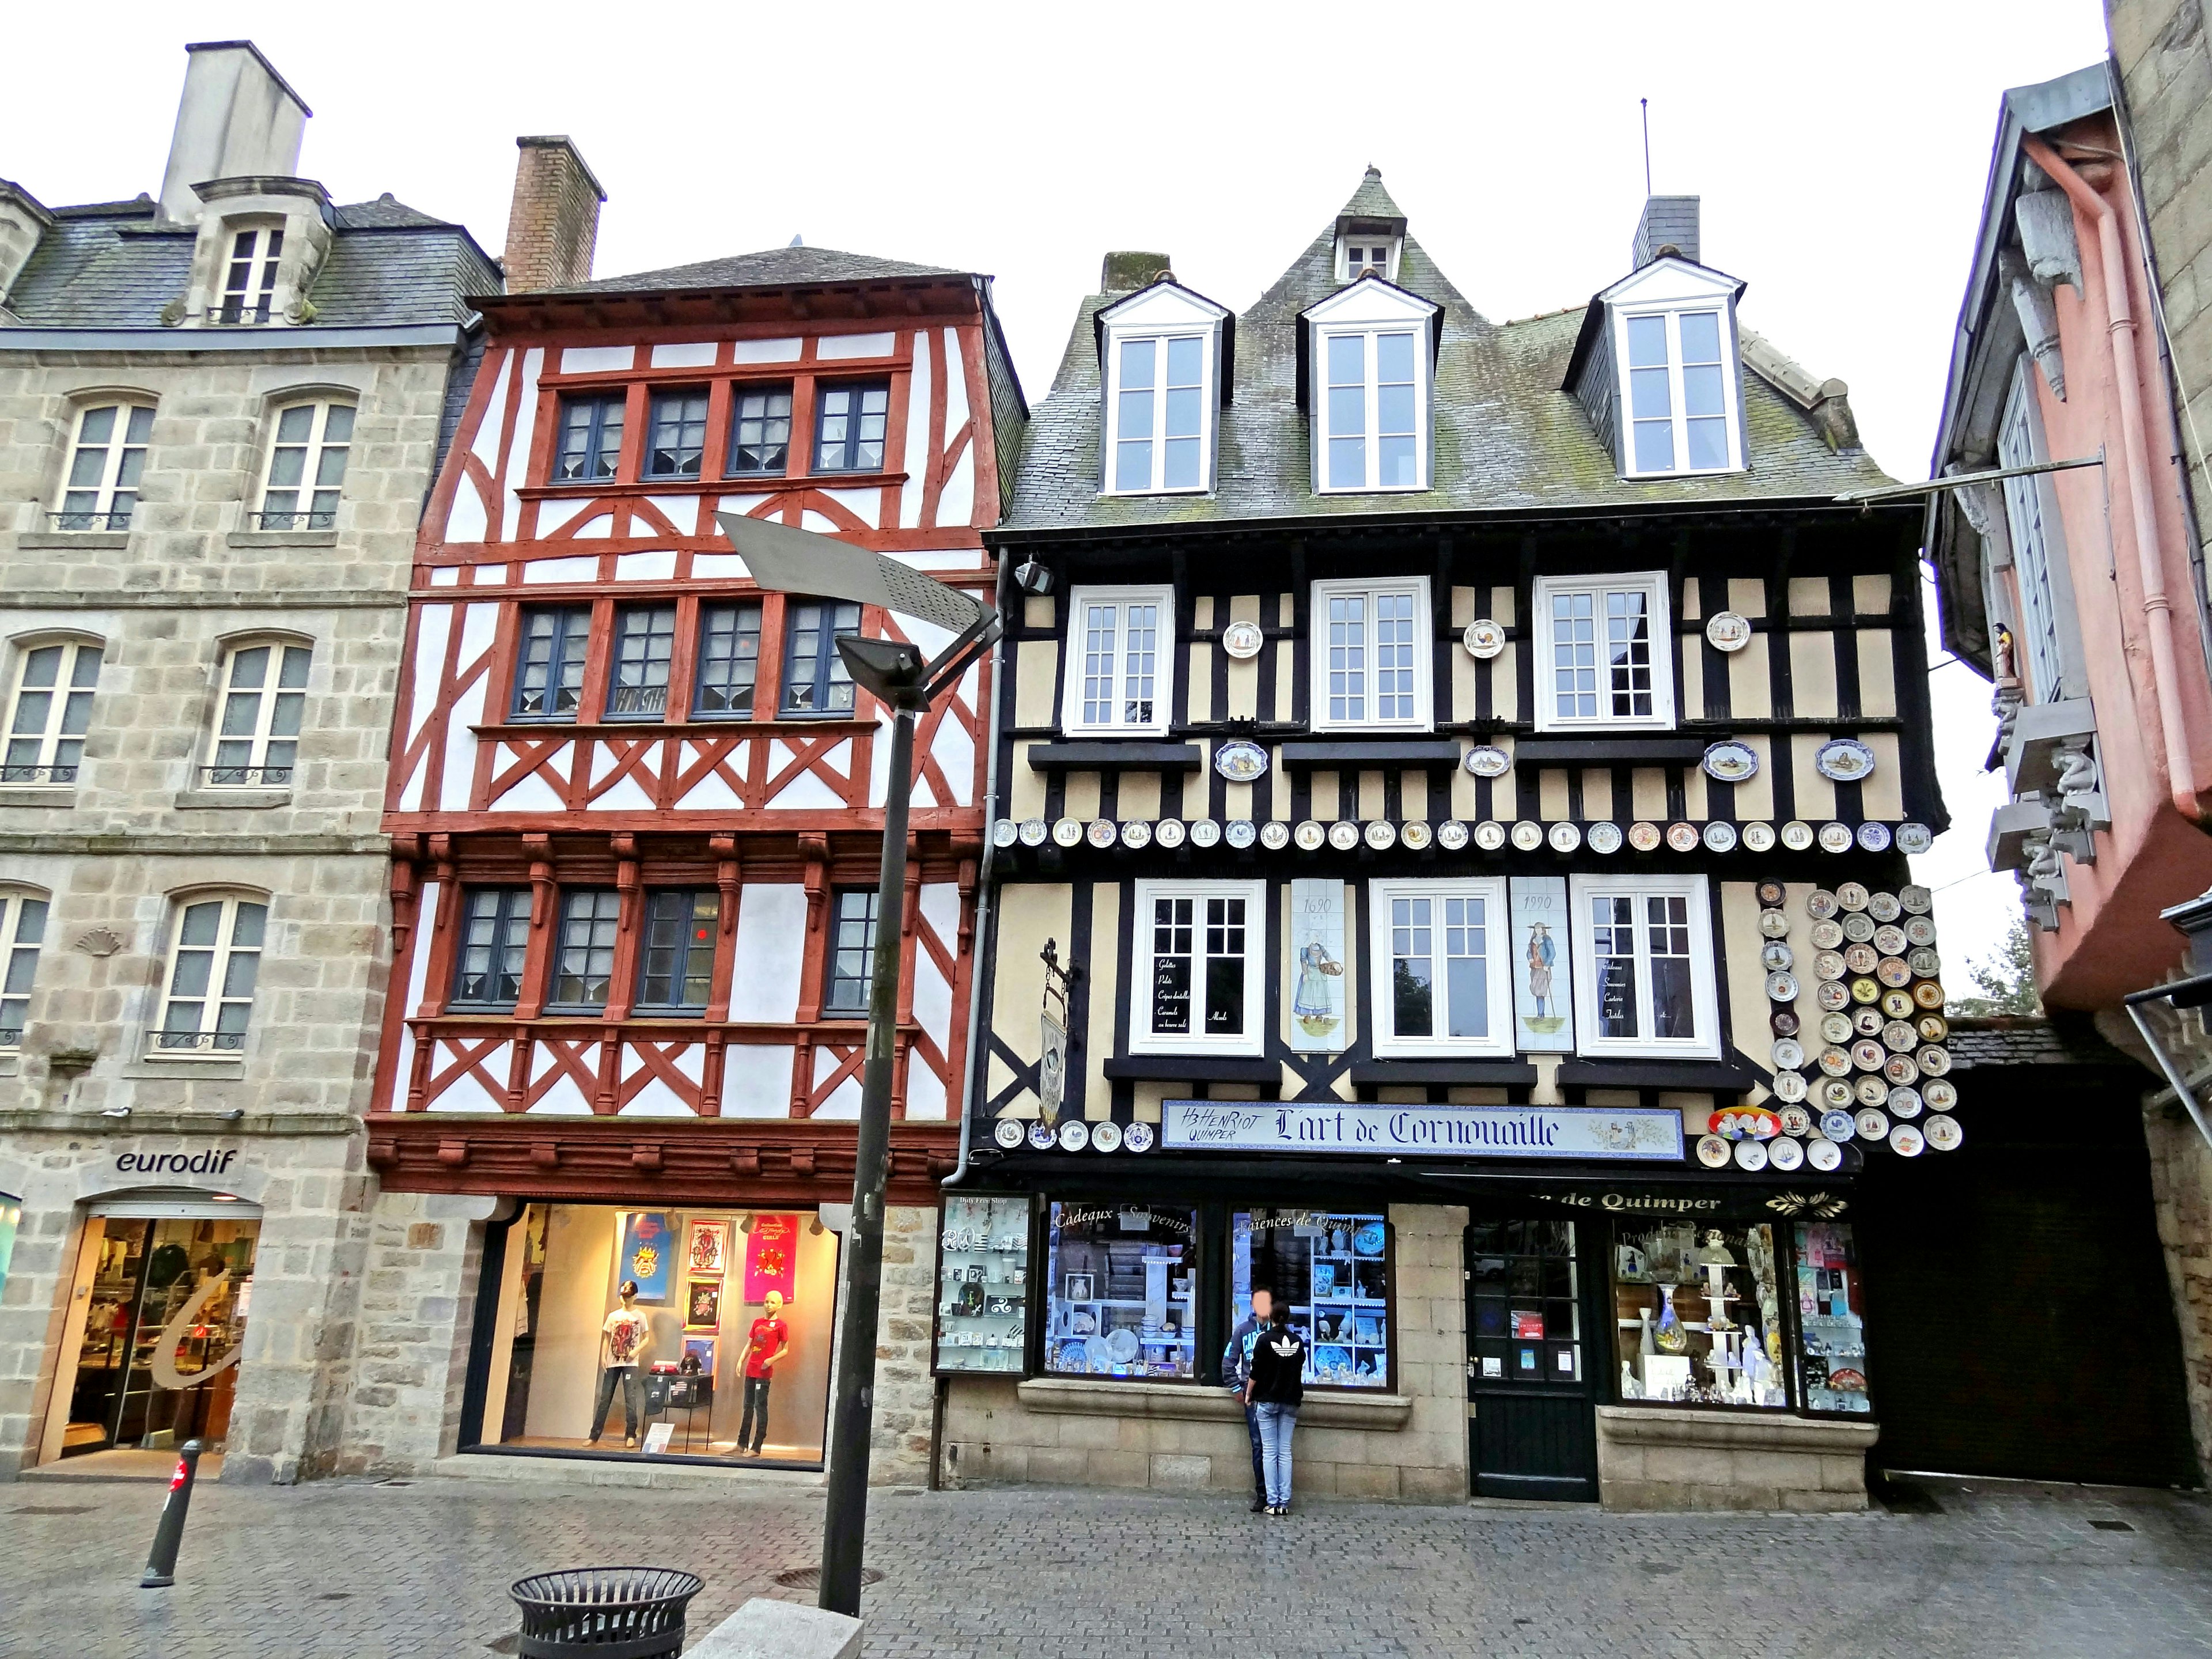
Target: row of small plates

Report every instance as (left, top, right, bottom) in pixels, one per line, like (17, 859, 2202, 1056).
(993, 816, 1937, 855)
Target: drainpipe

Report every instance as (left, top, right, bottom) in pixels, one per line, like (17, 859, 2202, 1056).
(2022, 134, 2203, 824)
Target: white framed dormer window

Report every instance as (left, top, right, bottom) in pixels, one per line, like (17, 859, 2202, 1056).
(152, 891, 268, 1057)
(1369, 878, 1514, 1058)
(204, 639, 311, 787)
(1590, 256, 1745, 479)
(55, 402, 154, 531)
(1338, 237, 1400, 282)
(257, 400, 354, 530)
(5, 636, 102, 785)
(1310, 576, 1431, 732)
(1130, 878, 1266, 1055)
(1062, 585, 1174, 736)
(1097, 279, 1230, 496)
(1302, 278, 1438, 495)
(221, 224, 284, 324)
(1531, 572, 1675, 731)
(1569, 874, 1720, 1059)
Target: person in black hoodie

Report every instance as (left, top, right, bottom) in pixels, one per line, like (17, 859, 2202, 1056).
(1242, 1302, 1306, 1515)
(1222, 1287, 1273, 1513)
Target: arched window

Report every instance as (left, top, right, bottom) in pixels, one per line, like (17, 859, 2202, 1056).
(204, 638, 311, 787)
(153, 892, 268, 1056)
(4, 635, 103, 784)
(54, 402, 154, 531)
(0, 887, 50, 1053)
(256, 400, 354, 530)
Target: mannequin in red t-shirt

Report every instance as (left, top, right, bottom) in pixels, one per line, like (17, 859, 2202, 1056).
(735, 1290, 790, 1457)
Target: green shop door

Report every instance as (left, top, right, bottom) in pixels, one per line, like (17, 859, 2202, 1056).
(1465, 1217, 1600, 1501)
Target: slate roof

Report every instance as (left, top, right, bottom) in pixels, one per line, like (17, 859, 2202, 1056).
(559, 245, 963, 297)
(1942, 1014, 2144, 1072)
(1003, 169, 1891, 533)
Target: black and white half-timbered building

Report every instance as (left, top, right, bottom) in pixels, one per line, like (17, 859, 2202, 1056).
(934, 173, 1947, 1510)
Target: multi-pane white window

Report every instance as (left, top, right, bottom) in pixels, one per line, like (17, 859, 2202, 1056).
(1369, 879, 1513, 1057)
(1619, 309, 1740, 476)
(0, 888, 48, 1051)
(206, 641, 310, 786)
(1311, 577, 1430, 730)
(1532, 573, 1675, 730)
(5, 637, 102, 784)
(55, 403, 154, 529)
(258, 402, 353, 529)
(1131, 879, 1266, 1055)
(221, 225, 283, 323)
(154, 893, 267, 1055)
(1109, 336, 1208, 493)
(1569, 875, 1718, 1058)
(1998, 357, 2072, 702)
(1321, 329, 1422, 491)
(1338, 238, 1399, 281)
(1061, 586, 1173, 736)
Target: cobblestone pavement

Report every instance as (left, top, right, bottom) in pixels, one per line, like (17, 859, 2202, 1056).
(5, 1472, 2211, 1658)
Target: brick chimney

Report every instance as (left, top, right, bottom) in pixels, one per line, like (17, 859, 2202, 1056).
(1631, 195, 1700, 270)
(502, 137, 604, 292)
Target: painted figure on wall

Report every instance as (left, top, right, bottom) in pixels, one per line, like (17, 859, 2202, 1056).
(1293, 940, 1342, 1036)
(1526, 923, 1557, 1021)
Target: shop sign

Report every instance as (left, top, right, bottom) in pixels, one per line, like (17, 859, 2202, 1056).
(1161, 1101, 1683, 1161)
(114, 1148, 241, 1177)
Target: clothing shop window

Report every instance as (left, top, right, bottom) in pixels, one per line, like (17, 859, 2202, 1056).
(204, 640, 310, 786)
(1618, 307, 1740, 476)
(1061, 585, 1173, 736)
(1531, 573, 1675, 731)
(1999, 357, 2074, 702)
(813, 382, 889, 474)
(153, 893, 266, 1055)
(1043, 1203, 1197, 1381)
(1612, 1222, 1786, 1408)
(728, 386, 793, 476)
(692, 602, 762, 718)
(220, 225, 283, 324)
(645, 389, 709, 479)
(1794, 1221, 1871, 1414)
(1570, 874, 1719, 1059)
(635, 891, 720, 1014)
(555, 393, 626, 482)
(54, 403, 153, 530)
(1233, 1210, 1392, 1389)
(256, 402, 352, 529)
(1107, 335, 1208, 494)
(512, 607, 592, 722)
(1367, 878, 1513, 1057)
(1318, 328, 1425, 492)
(551, 889, 622, 1013)
(0, 889, 48, 1051)
(823, 890, 878, 1014)
(1130, 878, 1266, 1055)
(781, 601, 861, 716)
(1310, 577, 1430, 731)
(4, 637, 101, 783)
(451, 888, 531, 1010)
(605, 605, 675, 720)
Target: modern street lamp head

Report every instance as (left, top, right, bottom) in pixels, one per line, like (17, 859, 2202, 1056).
(714, 510, 987, 634)
(836, 634, 929, 709)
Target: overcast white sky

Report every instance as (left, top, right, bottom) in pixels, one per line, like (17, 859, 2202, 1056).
(5, 0, 2118, 974)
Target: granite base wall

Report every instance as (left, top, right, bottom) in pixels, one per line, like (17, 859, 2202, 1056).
(1594, 1404, 1876, 1512)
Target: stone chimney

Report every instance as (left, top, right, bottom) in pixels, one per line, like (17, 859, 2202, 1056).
(1631, 195, 1700, 270)
(1100, 251, 1172, 291)
(157, 41, 312, 225)
(503, 137, 605, 292)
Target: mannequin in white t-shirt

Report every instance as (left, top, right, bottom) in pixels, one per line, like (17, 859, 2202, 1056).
(589, 1279, 651, 1449)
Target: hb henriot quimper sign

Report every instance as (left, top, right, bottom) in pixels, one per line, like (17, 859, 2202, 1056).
(1161, 1101, 1684, 1161)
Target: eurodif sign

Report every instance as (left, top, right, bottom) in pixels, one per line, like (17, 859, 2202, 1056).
(1161, 1101, 1683, 1161)
(114, 1147, 242, 1177)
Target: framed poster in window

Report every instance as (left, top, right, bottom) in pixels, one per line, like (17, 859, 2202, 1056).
(684, 1279, 721, 1331)
(685, 1218, 731, 1278)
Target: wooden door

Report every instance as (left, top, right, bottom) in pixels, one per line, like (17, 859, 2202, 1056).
(1465, 1217, 1601, 1501)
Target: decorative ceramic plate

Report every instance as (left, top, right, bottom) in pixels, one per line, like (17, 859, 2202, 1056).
(1857, 821, 1893, 852)
(1816, 739, 1878, 782)
(1912, 980, 1946, 1010)
(1820, 1012, 1854, 1045)
(1888, 1123, 1926, 1157)
(1900, 884, 1935, 915)
(1122, 820, 1153, 849)
(1808, 1137, 1845, 1171)
(1782, 820, 1817, 851)
(1355, 1221, 1387, 1256)
(1365, 820, 1397, 850)
(993, 818, 1020, 849)
(1888, 1086, 1923, 1119)
(1052, 817, 1085, 847)
(1020, 818, 1050, 846)
(1817, 1047, 1853, 1077)
(1864, 892, 1899, 923)
(1841, 916, 1876, 948)
(1810, 919, 1844, 949)
(1260, 821, 1291, 850)
(1215, 740, 1269, 782)
(1059, 1119, 1091, 1151)
(1104, 1327, 1141, 1364)
(994, 1118, 1028, 1149)
(1475, 820, 1508, 851)
(1695, 1134, 1733, 1169)
(1734, 1138, 1769, 1172)
(1221, 619, 1266, 660)
(1767, 972, 1800, 1003)
(1896, 822, 1936, 855)
(1907, 948, 1941, 979)
(1762, 941, 1795, 972)
(1328, 821, 1361, 851)
(1821, 1079, 1857, 1111)
(1837, 881, 1870, 911)
(1291, 819, 1325, 853)
(1922, 1079, 1957, 1112)
(1843, 943, 1877, 975)
(1548, 821, 1582, 853)
(1773, 1010, 1802, 1037)
(1768, 1135, 1806, 1171)
(1916, 1013, 1949, 1043)
(1156, 817, 1188, 849)
(1707, 611, 1753, 652)
(1190, 818, 1222, 848)
(1906, 921, 1941, 955)
(1881, 990, 1915, 1020)
(1123, 1121, 1156, 1152)
(1883, 1020, 1918, 1053)
(1772, 1072, 1808, 1104)
(1855, 1107, 1891, 1142)
(1465, 745, 1511, 778)
(1628, 821, 1664, 851)
(1876, 957, 1913, 988)
(1463, 619, 1506, 658)
(1666, 822, 1702, 852)
(1703, 741, 1760, 783)
(1883, 1053, 1921, 1087)
(1819, 822, 1856, 853)
(1806, 889, 1840, 920)
(1873, 924, 1908, 955)
(1759, 909, 1793, 939)
(1851, 1038, 1886, 1072)
(1586, 821, 1623, 854)
(1226, 820, 1258, 849)
(1779, 1104, 1814, 1135)
(1088, 818, 1119, 848)
(1925, 1113, 1963, 1152)
(1090, 1120, 1123, 1153)
(1757, 880, 1788, 908)
(1438, 820, 1471, 851)
(1402, 820, 1434, 850)
(1815, 950, 1847, 982)
(1821, 1109, 1859, 1142)
(1851, 1010, 1881, 1041)
(1704, 821, 1739, 853)
(1028, 1122, 1059, 1150)
(1851, 978, 1881, 1005)
(1512, 821, 1545, 851)
(1916, 1045, 1952, 1077)
(1743, 821, 1778, 852)
(1856, 1075, 1890, 1107)
(1816, 981, 1852, 1012)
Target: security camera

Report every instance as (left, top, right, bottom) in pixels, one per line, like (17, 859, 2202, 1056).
(1013, 559, 1054, 597)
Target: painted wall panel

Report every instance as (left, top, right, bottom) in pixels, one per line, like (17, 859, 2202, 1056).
(729, 885, 806, 1023)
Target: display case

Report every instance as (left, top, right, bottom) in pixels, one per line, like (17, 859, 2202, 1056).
(1611, 1221, 1788, 1408)
(1234, 1209, 1392, 1388)
(932, 1194, 1031, 1375)
(1794, 1221, 1872, 1414)
(1043, 1203, 1196, 1380)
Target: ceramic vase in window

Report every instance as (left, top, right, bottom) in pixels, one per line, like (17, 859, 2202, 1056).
(1654, 1284, 1688, 1354)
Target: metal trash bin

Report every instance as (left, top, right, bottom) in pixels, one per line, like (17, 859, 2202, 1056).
(509, 1566, 705, 1658)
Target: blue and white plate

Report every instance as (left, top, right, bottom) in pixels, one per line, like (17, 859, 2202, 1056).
(1354, 1221, 1386, 1256)
(1815, 739, 1878, 782)
(1214, 740, 1269, 782)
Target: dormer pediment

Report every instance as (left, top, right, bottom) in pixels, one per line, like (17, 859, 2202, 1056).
(1094, 278, 1235, 404)
(1300, 273, 1440, 330)
(1592, 255, 1745, 308)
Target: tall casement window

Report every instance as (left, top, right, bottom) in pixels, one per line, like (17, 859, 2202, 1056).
(0, 888, 49, 1051)
(551, 889, 622, 1012)
(1998, 357, 2074, 702)
(1623, 310, 1730, 474)
(824, 890, 880, 1013)
(605, 605, 676, 720)
(555, 393, 626, 482)
(154, 893, 267, 1055)
(1109, 336, 1207, 493)
(5, 638, 101, 783)
(728, 386, 793, 476)
(451, 889, 531, 1010)
(1532, 573, 1675, 731)
(782, 601, 862, 715)
(1131, 879, 1267, 1055)
(257, 402, 353, 529)
(693, 601, 763, 718)
(1368, 878, 1513, 1058)
(813, 382, 889, 473)
(646, 389, 710, 479)
(1061, 586, 1173, 736)
(220, 226, 282, 323)
(636, 891, 721, 1014)
(1310, 577, 1431, 732)
(55, 403, 154, 530)
(206, 639, 311, 786)
(512, 607, 592, 722)
(1322, 330, 1420, 491)
(1569, 874, 1719, 1059)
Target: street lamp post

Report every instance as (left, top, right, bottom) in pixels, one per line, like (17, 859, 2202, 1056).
(715, 513, 998, 1620)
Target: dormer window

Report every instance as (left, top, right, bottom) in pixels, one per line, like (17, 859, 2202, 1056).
(1096, 278, 1231, 497)
(1300, 277, 1439, 495)
(1566, 252, 1748, 480)
(221, 225, 283, 324)
(1338, 238, 1399, 282)
(1624, 309, 1730, 474)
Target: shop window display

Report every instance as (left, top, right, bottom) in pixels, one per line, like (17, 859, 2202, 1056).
(1468, 1218, 1584, 1388)
(1233, 1209, 1392, 1388)
(1612, 1221, 1786, 1408)
(1795, 1222, 1872, 1413)
(934, 1194, 1029, 1374)
(1043, 1203, 1196, 1379)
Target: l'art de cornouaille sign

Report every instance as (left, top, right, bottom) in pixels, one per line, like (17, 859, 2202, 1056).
(1161, 1101, 1684, 1161)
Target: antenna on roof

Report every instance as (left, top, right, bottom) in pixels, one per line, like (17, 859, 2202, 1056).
(1640, 99, 1653, 196)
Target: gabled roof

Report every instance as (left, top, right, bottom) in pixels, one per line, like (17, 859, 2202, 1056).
(558, 245, 963, 296)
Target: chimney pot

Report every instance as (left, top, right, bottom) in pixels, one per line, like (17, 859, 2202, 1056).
(1631, 195, 1700, 270)
(157, 41, 312, 225)
(503, 136, 606, 292)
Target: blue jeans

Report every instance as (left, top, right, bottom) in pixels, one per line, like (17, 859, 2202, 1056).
(590, 1366, 642, 1442)
(1242, 1403, 1266, 1499)
(1254, 1402, 1297, 1507)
